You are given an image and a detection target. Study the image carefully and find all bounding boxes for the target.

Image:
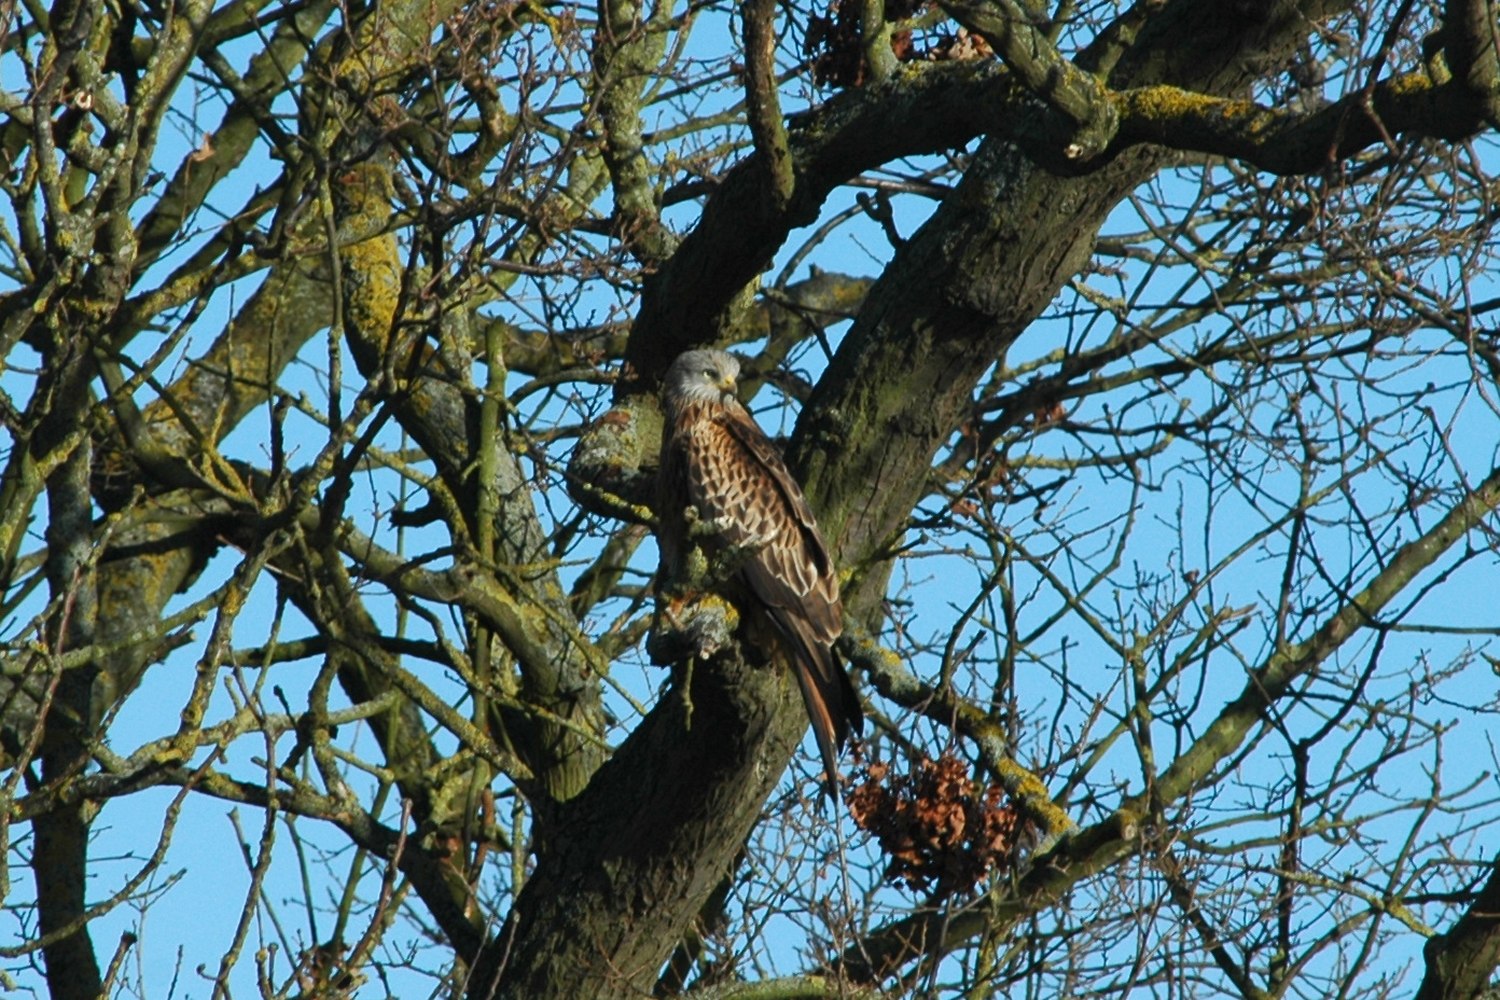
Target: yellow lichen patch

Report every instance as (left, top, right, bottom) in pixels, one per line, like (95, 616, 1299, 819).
(669, 591, 741, 636)
(992, 754, 1074, 837)
(1384, 71, 1435, 97)
(334, 164, 403, 344)
(1119, 84, 1268, 131)
(1120, 84, 1221, 118)
(652, 590, 741, 664)
(685, 591, 739, 626)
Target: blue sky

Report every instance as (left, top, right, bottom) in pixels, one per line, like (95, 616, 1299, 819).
(5, 5, 1500, 997)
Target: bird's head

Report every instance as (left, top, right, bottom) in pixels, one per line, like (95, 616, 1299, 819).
(663, 349, 741, 409)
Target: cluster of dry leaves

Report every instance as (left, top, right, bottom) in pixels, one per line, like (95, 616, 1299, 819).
(806, 0, 994, 88)
(847, 751, 1023, 897)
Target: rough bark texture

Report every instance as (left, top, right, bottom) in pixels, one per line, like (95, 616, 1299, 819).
(1416, 854, 1500, 1000)
(5, 0, 1500, 995)
(517, 6, 1359, 992)
(36, 394, 103, 1000)
(479, 654, 803, 998)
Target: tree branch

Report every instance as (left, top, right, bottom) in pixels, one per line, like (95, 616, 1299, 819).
(1416, 851, 1500, 1000)
(938, 0, 1117, 159)
(742, 0, 795, 208)
(841, 460, 1500, 983)
(1441, 0, 1500, 125)
(1114, 70, 1489, 174)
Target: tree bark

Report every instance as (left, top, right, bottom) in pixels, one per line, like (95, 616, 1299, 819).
(476, 653, 804, 999)
(518, 1, 1489, 995)
(1416, 853, 1500, 1000)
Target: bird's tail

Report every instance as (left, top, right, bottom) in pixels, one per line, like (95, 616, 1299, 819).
(783, 626, 864, 798)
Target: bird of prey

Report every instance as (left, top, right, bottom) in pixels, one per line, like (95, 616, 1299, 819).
(657, 348, 864, 792)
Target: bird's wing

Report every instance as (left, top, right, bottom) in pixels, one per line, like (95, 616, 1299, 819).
(676, 402, 863, 788)
(689, 408, 838, 627)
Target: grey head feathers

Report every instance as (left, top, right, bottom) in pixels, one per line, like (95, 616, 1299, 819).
(663, 349, 741, 410)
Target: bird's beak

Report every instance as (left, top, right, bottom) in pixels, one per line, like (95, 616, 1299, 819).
(717, 374, 737, 394)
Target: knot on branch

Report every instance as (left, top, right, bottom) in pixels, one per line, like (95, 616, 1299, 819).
(932, 0, 1118, 163)
(649, 507, 772, 665)
(567, 399, 661, 523)
(647, 593, 741, 666)
(659, 505, 772, 597)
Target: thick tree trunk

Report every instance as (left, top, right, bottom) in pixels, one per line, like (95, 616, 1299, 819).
(477, 654, 803, 999)
(1416, 854, 1500, 1000)
(796, 142, 1164, 578)
(36, 365, 103, 1000)
(495, 4, 1380, 995)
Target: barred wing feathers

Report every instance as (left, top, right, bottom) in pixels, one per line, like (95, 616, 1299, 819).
(672, 399, 864, 789)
